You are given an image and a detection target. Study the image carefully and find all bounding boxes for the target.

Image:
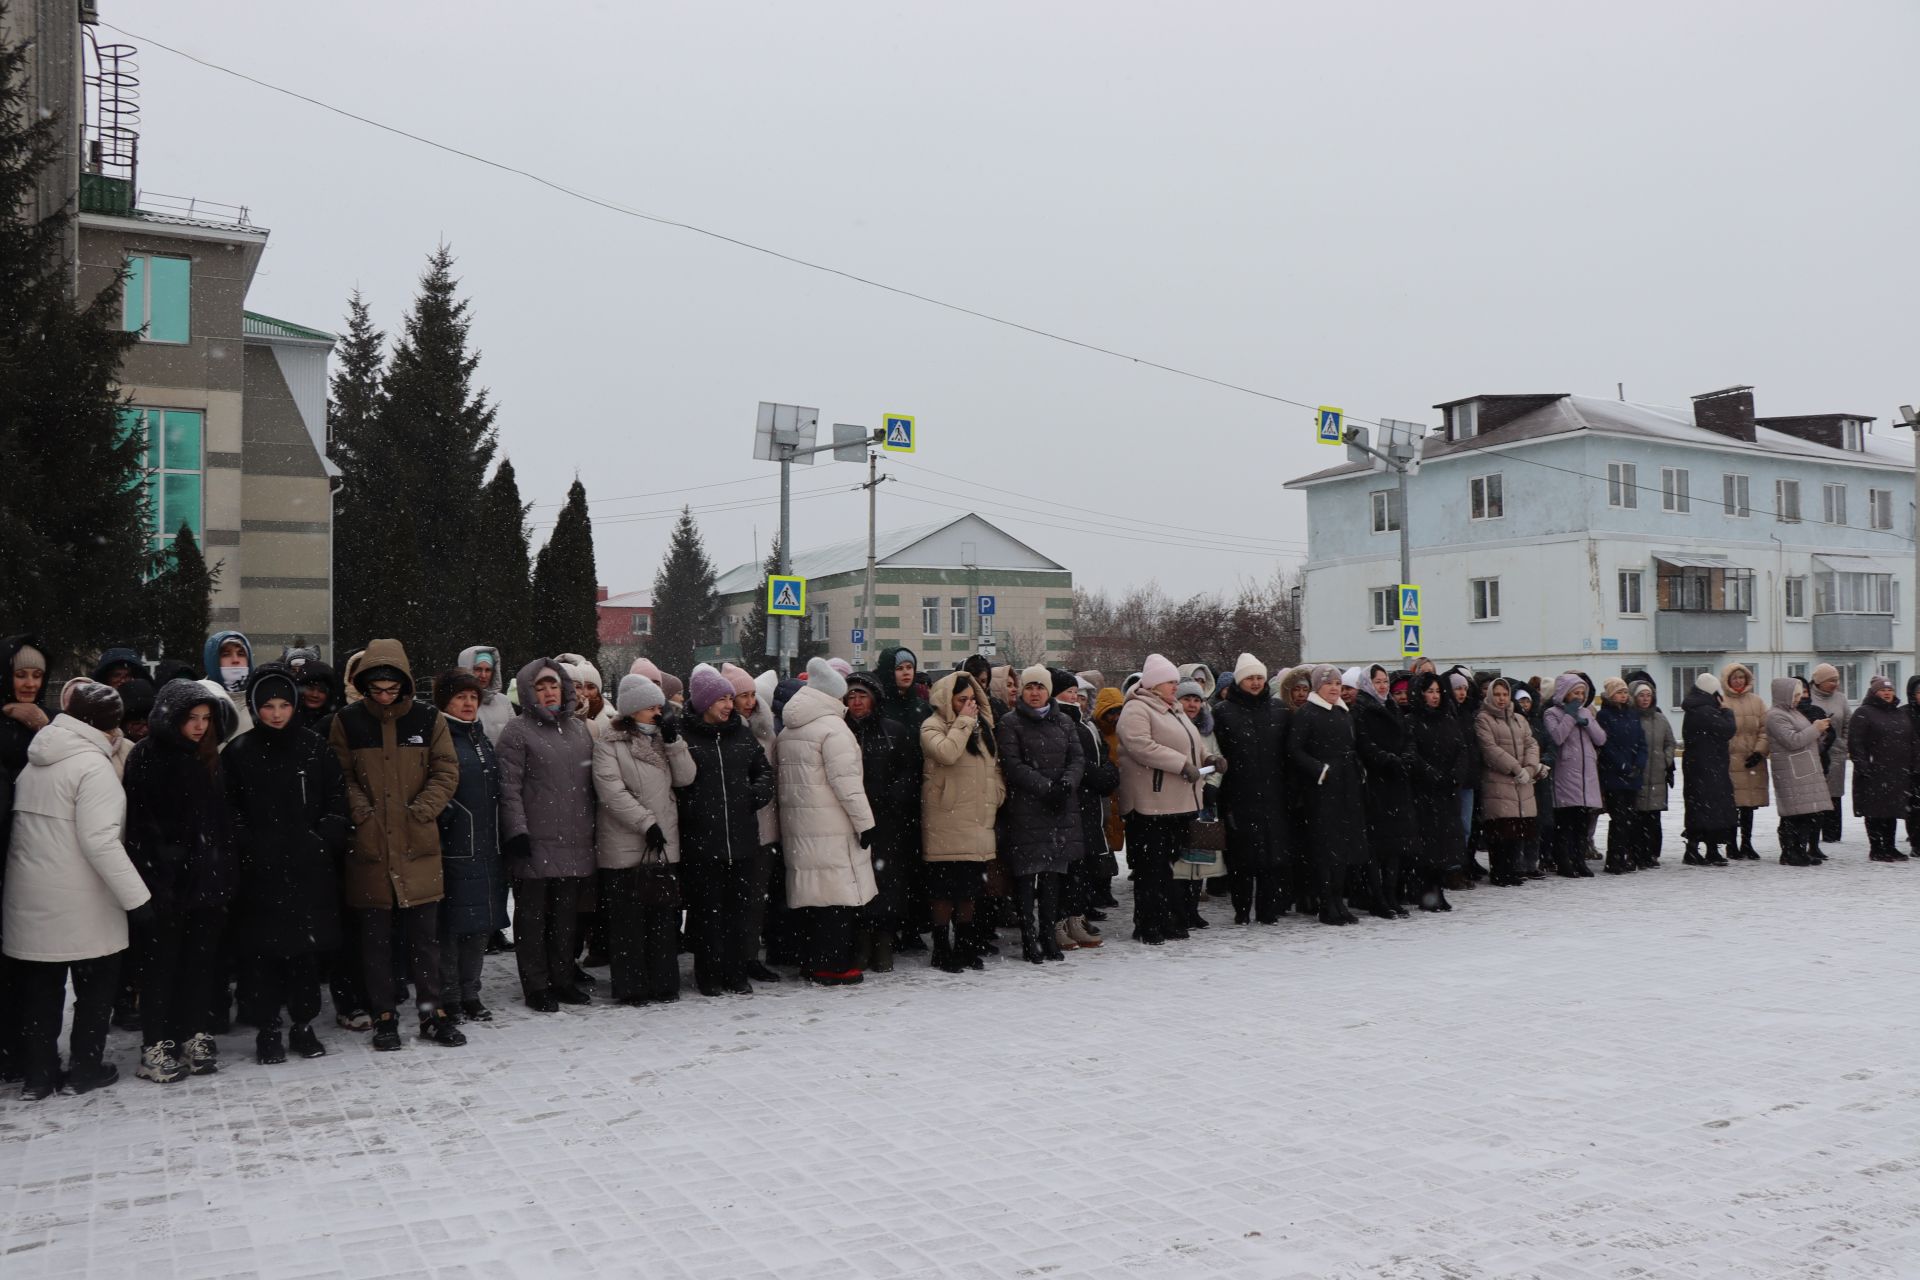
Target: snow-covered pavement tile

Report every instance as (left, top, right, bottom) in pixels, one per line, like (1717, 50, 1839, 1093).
(4, 827, 1919, 1277)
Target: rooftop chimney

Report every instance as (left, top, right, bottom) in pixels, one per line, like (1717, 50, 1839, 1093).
(1690, 386, 1756, 443)
(595, 584, 609, 603)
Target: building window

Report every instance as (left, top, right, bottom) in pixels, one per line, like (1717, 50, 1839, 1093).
(629, 613, 650, 636)
(1786, 661, 1810, 683)
(1878, 660, 1901, 688)
(1450, 402, 1478, 441)
(1775, 478, 1801, 523)
(1370, 489, 1399, 533)
(1606, 462, 1637, 509)
(1368, 587, 1397, 630)
(1869, 487, 1894, 531)
(1722, 473, 1750, 518)
(1660, 467, 1690, 513)
(122, 254, 191, 344)
(1814, 568, 1894, 614)
(1617, 570, 1644, 616)
(1822, 483, 1848, 526)
(814, 604, 828, 645)
(1658, 563, 1755, 613)
(1843, 420, 1865, 451)
(1838, 663, 1861, 699)
(1672, 664, 1711, 699)
(920, 596, 940, 635)
(949, 596, 967, 636)
(1469, 473, 1503, 520)
(120, 407, 203, 548)
(1783, 577, 1807, 620)
(1470, 576, 1500, 621)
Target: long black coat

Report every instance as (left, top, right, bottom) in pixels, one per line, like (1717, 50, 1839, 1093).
(677, 714, 776, 864)
(1848, 694, 1913, 820)
(1681, 688, 1737, 836)
(1210, 683, 1290, 875)
(847, 708, 920, 927)
(1352, 691, 1421, 869)
(1405, 685, 1466, 871)
(124, 680, 237, 915)
(996, 701, 1085, 876)
(438, 716, 506, 936)
(1287, 699, 1368, 869)
(1063, 704, 1118, 865)
(223, 720, 349, 955)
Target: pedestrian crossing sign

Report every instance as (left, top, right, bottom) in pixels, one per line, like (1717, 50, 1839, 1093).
(1400, 622, 1423, 658)
(768, 574, 807, 617)
(1398, 584, 1421, 622)
(883, 413, 916, 453)
(1316, 406, 1344, 446)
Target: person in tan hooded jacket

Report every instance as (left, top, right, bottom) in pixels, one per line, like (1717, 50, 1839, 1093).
(919, 671, 1004, 973)
(1720, 661, 1770, 859)
(328, 638, 463, 1049)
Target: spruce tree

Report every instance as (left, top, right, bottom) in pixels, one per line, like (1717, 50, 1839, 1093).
(331, 249, 496, 669)
(149, 525, 218, 662)
(476, 457, 534, 667)
(0, 19, 148, 665)
(328, 290, 387, 650)
(530, 478, 600, 666)
(646, 506, 718, 679)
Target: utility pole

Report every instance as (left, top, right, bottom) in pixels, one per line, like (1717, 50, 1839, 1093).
(773, 435, 853, 676)
(861, 448, 888, 669)
(1342, 428, 1417, 588)
(1902, 404, 1919, 657)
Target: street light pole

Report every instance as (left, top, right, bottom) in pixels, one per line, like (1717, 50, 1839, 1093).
(1343, 429, 1415, 588)
(1902, 404, 1919, 657)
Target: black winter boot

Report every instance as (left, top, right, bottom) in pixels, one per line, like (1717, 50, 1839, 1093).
(931, 924, 966, 973)
(1038, 876, 1065, 961)
(1703, 844, 1729, 866)
(1014, 881, 1045, 964)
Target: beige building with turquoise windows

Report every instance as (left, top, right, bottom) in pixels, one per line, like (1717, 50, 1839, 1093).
(712, 513, 1074, 671)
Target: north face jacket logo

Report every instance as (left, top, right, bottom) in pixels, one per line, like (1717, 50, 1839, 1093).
(405, 734, 426, 745)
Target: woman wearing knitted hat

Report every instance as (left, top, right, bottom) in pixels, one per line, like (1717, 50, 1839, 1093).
(593, 674, 697, 1004)
(1847, 675, 1912, 862)
(997, 665, 1086, 961)
(1286, 664, 1366, 925)
(223, 664, 351, 1064)
(1629, 681, 1675, 869)
(430, 669, 506, 1023)
(1171, 675, 1228, 931)
(1114, 654, 1214, 943)
(722, 664, 784, 983)
(2, 681, 151, 1098)
(778, 658, 877, 984)
(1212, 655, 1292, 924)
(676, 665, 776, 995)
(1680, 673, 1737, 865)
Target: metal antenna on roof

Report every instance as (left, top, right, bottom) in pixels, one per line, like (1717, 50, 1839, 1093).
(1618, 383, 1625, 401)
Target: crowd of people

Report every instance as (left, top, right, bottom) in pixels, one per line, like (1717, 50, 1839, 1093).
(2, 627, 1915, 1101)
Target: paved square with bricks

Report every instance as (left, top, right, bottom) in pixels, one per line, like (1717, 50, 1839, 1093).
(3, 825, 1917, 1278)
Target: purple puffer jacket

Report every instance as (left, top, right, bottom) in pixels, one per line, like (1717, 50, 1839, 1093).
(1543, 672, 1607, 809)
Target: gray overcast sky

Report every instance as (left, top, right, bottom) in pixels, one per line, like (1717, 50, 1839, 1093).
(118, 1, 1919, 596)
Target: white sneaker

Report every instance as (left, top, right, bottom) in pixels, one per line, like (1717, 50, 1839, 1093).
(184, 1032, 219, 1075)
(136, 1042, 188, 1084)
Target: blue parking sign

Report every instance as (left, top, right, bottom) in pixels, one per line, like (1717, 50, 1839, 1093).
(851, 628, 865, 645)
(977, 595, 995, 616)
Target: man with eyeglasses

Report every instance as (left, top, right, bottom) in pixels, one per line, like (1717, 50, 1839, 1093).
(328, 638, 466, 1050)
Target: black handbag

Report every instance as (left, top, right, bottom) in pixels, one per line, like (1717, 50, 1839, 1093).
(635, 853, 682, 909)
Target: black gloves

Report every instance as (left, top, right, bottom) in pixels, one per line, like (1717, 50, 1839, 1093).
(504, 833, 532, 861)
(1666, 764, 1676, 786)
(856, 828, 875, 849)
(658, 711, 681, 744)
(1744, 752, 1764, 769)
(643, 824, 667, 855)
(127, 901, 156, 929)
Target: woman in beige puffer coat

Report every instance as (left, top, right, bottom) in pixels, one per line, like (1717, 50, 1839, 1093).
(1720, 662, 1770, 859)
(779, 658, 878, 984)
(919, 671, 1003, 972)
(1766, 676, 1832, 867)
(1115, 653, 1215, 944)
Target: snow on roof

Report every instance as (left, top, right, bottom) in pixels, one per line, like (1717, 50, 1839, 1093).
(713, 520, 954, 596)
(598, 590, 653, 610)
(1285, 394, 1912, 488)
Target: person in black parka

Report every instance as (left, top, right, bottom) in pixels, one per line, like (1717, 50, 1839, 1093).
(124, 679, 238, 1079)
(1053, 669, 1116, 947)
(843, 672, 920, 973)
(432, 669, 506, 1021)
(871, 647, 931, 950)
(223, 665, 349, 1064)
(1350, 665, 1416, 919)
(1404, 671, 1467, 906)
(292, 660, 344, 735)
(996, 666, 1085, 963)
(1288, 665, 1368, 926)
(1594, 678, 1649, 876)
(1849, 675, 1914, 862)
(677, 677, 777, 996)
(1210, 654, 1292, 924)
(1680, 673, 1738, 865)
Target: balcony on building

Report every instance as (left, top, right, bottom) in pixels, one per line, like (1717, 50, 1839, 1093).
(1811, 555, 1897, 652)
(1654, 554, 1753, 652)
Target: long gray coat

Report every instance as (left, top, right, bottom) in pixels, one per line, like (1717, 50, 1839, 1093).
(1765, 678, 1831, 818)
(494, 658, 597, 880)
(1634, 704, 1677, 812)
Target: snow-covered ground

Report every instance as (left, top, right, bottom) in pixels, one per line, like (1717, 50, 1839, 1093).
(4, 825, 1919, 1279)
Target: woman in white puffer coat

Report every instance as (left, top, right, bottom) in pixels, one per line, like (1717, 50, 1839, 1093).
(3, 684, 152, 1098)
(778, 658, 876, 985)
